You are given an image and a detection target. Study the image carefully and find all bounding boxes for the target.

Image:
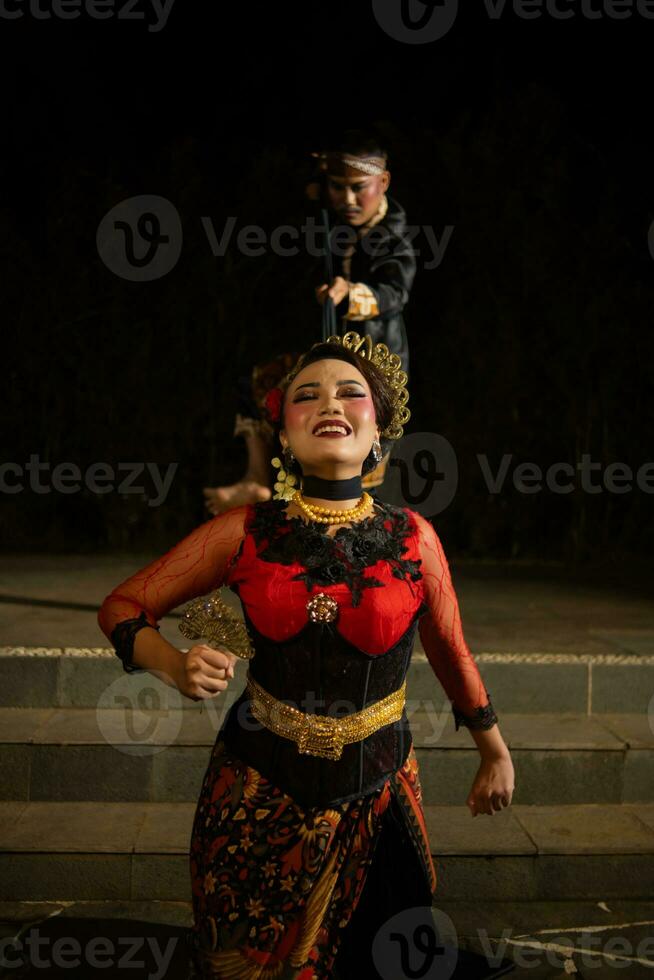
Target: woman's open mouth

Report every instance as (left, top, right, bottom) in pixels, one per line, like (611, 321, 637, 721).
(313, 423, 351, 438)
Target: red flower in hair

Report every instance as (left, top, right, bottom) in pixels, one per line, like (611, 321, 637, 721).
(264, 386, 283, 424)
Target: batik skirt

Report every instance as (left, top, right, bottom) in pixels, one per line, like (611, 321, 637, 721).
(186, 736, 437, 979)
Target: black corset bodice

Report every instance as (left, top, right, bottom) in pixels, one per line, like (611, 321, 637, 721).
(218, 603, 425, 808)
(213, 497, 429, 808)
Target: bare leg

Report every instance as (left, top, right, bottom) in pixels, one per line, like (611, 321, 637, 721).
(203, 415, 273, 516)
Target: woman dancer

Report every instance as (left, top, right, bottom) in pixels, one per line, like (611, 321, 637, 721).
(97, 332, 514, 978)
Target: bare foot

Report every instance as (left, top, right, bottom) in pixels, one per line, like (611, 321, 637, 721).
(203, 480, 272, 516)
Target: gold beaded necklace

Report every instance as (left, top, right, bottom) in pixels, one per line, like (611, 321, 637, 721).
(291, 488, 374, 525)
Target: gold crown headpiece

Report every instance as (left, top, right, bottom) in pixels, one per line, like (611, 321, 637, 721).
(275, 331, 410, 441)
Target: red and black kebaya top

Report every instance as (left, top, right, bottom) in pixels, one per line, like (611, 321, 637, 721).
(98, 497, 498, 807)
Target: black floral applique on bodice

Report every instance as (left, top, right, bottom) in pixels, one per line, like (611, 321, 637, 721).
(244, 496, 424, 608)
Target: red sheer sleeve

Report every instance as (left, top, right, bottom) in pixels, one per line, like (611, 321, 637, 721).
(412, 510, 498, 731)
(97, 504, 249, 672)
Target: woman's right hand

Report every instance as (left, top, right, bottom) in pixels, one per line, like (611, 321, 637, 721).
(175, 644, 238, 701)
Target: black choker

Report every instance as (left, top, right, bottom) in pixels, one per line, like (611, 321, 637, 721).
(300, 474, 363, 500)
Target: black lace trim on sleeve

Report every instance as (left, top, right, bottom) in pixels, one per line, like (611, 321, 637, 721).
(453, 694, 499, 732)
(110, 611, 160, 674)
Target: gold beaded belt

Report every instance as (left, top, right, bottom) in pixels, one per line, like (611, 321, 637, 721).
(245, 671, 407, 761)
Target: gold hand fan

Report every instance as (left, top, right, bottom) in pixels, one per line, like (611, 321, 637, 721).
(178, 589, 255, 659)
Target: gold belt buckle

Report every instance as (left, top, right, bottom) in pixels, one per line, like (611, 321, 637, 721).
(296, 714, 344, 761)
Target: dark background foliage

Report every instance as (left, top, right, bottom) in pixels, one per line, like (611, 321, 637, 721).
(2, 3, 652, 577)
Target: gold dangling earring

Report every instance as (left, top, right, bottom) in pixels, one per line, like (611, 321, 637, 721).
(270, 445, 299, 501)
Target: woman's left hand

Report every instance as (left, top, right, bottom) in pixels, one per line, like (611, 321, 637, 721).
(467, 754, 515, 817)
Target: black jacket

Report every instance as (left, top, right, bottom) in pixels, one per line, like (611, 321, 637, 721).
(330, 194, 416, 381)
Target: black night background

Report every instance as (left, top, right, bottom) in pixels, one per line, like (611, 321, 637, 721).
(2, 1, 653, 585)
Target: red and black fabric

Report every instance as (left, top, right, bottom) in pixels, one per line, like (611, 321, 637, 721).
(185, 736, 436, 978)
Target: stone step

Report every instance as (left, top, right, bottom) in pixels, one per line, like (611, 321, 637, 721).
(3, 645, 654, 714)
(1, 707, 652, 805)
(0, 801, 652, 903)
